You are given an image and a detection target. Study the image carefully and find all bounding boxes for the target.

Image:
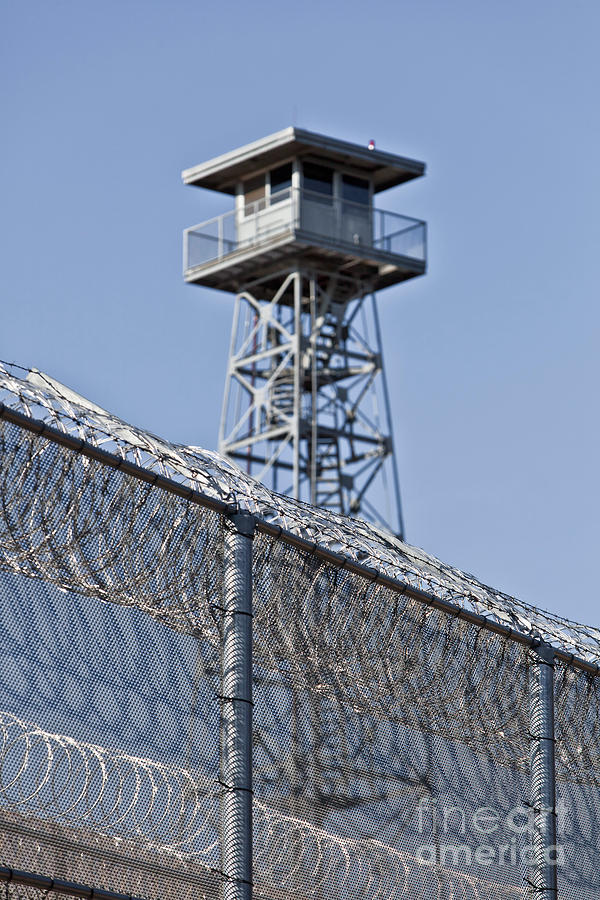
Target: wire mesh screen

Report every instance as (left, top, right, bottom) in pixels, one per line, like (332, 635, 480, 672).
(1, 363, 600, 899)
(252, 532, 533, 898)
(553, 660, 600, 899)
(0, 419, 225, 900)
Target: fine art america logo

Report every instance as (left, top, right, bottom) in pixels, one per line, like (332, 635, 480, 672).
(415, 799, 566, 868)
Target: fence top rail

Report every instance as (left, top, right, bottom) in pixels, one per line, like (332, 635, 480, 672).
(1, 359, 599, 671)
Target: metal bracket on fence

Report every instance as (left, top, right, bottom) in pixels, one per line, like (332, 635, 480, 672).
(221, 509, 256, 900)
(529, 641, 558, 898)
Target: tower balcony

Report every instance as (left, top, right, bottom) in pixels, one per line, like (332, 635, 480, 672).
(183, 187, 426, 295)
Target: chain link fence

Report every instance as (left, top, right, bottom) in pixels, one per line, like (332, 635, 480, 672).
(0, 361, 598, 899)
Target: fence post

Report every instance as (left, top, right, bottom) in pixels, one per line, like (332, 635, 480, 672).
(222, 510, 255, 900)
(529, 642, 558, 898)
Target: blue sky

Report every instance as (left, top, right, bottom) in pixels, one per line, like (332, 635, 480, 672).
(2, 0, 599, 625)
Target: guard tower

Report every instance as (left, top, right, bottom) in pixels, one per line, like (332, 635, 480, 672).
(183, 128, 426, 537)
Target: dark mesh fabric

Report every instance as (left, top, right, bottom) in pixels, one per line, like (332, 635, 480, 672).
(0, 410, 598, 899)
(252, 533, 533, 898)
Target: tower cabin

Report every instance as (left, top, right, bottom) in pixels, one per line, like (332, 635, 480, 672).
(182, 127, 426, 297)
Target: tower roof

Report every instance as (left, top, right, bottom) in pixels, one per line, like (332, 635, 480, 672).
(182, 127, 425, 195)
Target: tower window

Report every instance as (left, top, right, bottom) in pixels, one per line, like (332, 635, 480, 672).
(303, 162, 334, 197)
(342, 174, 370, 207)
(244, 175, 266, 214)
(270, 163, 292, 201)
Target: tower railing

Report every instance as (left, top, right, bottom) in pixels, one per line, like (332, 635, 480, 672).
(183, 188, 427, 272)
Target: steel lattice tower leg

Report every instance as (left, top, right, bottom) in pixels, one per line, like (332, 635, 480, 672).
(219, 268, 404, 537)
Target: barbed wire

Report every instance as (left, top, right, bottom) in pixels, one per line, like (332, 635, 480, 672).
(1, 360, 599, 899)
(0, 711, 219, 857)
(0, 708, 525, 900)
(1, 361, 599, 664)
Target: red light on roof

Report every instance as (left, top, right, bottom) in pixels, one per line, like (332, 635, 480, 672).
(368, 140, 375, 151)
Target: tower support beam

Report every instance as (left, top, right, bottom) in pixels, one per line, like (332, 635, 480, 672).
(219, 268, 404, 536)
